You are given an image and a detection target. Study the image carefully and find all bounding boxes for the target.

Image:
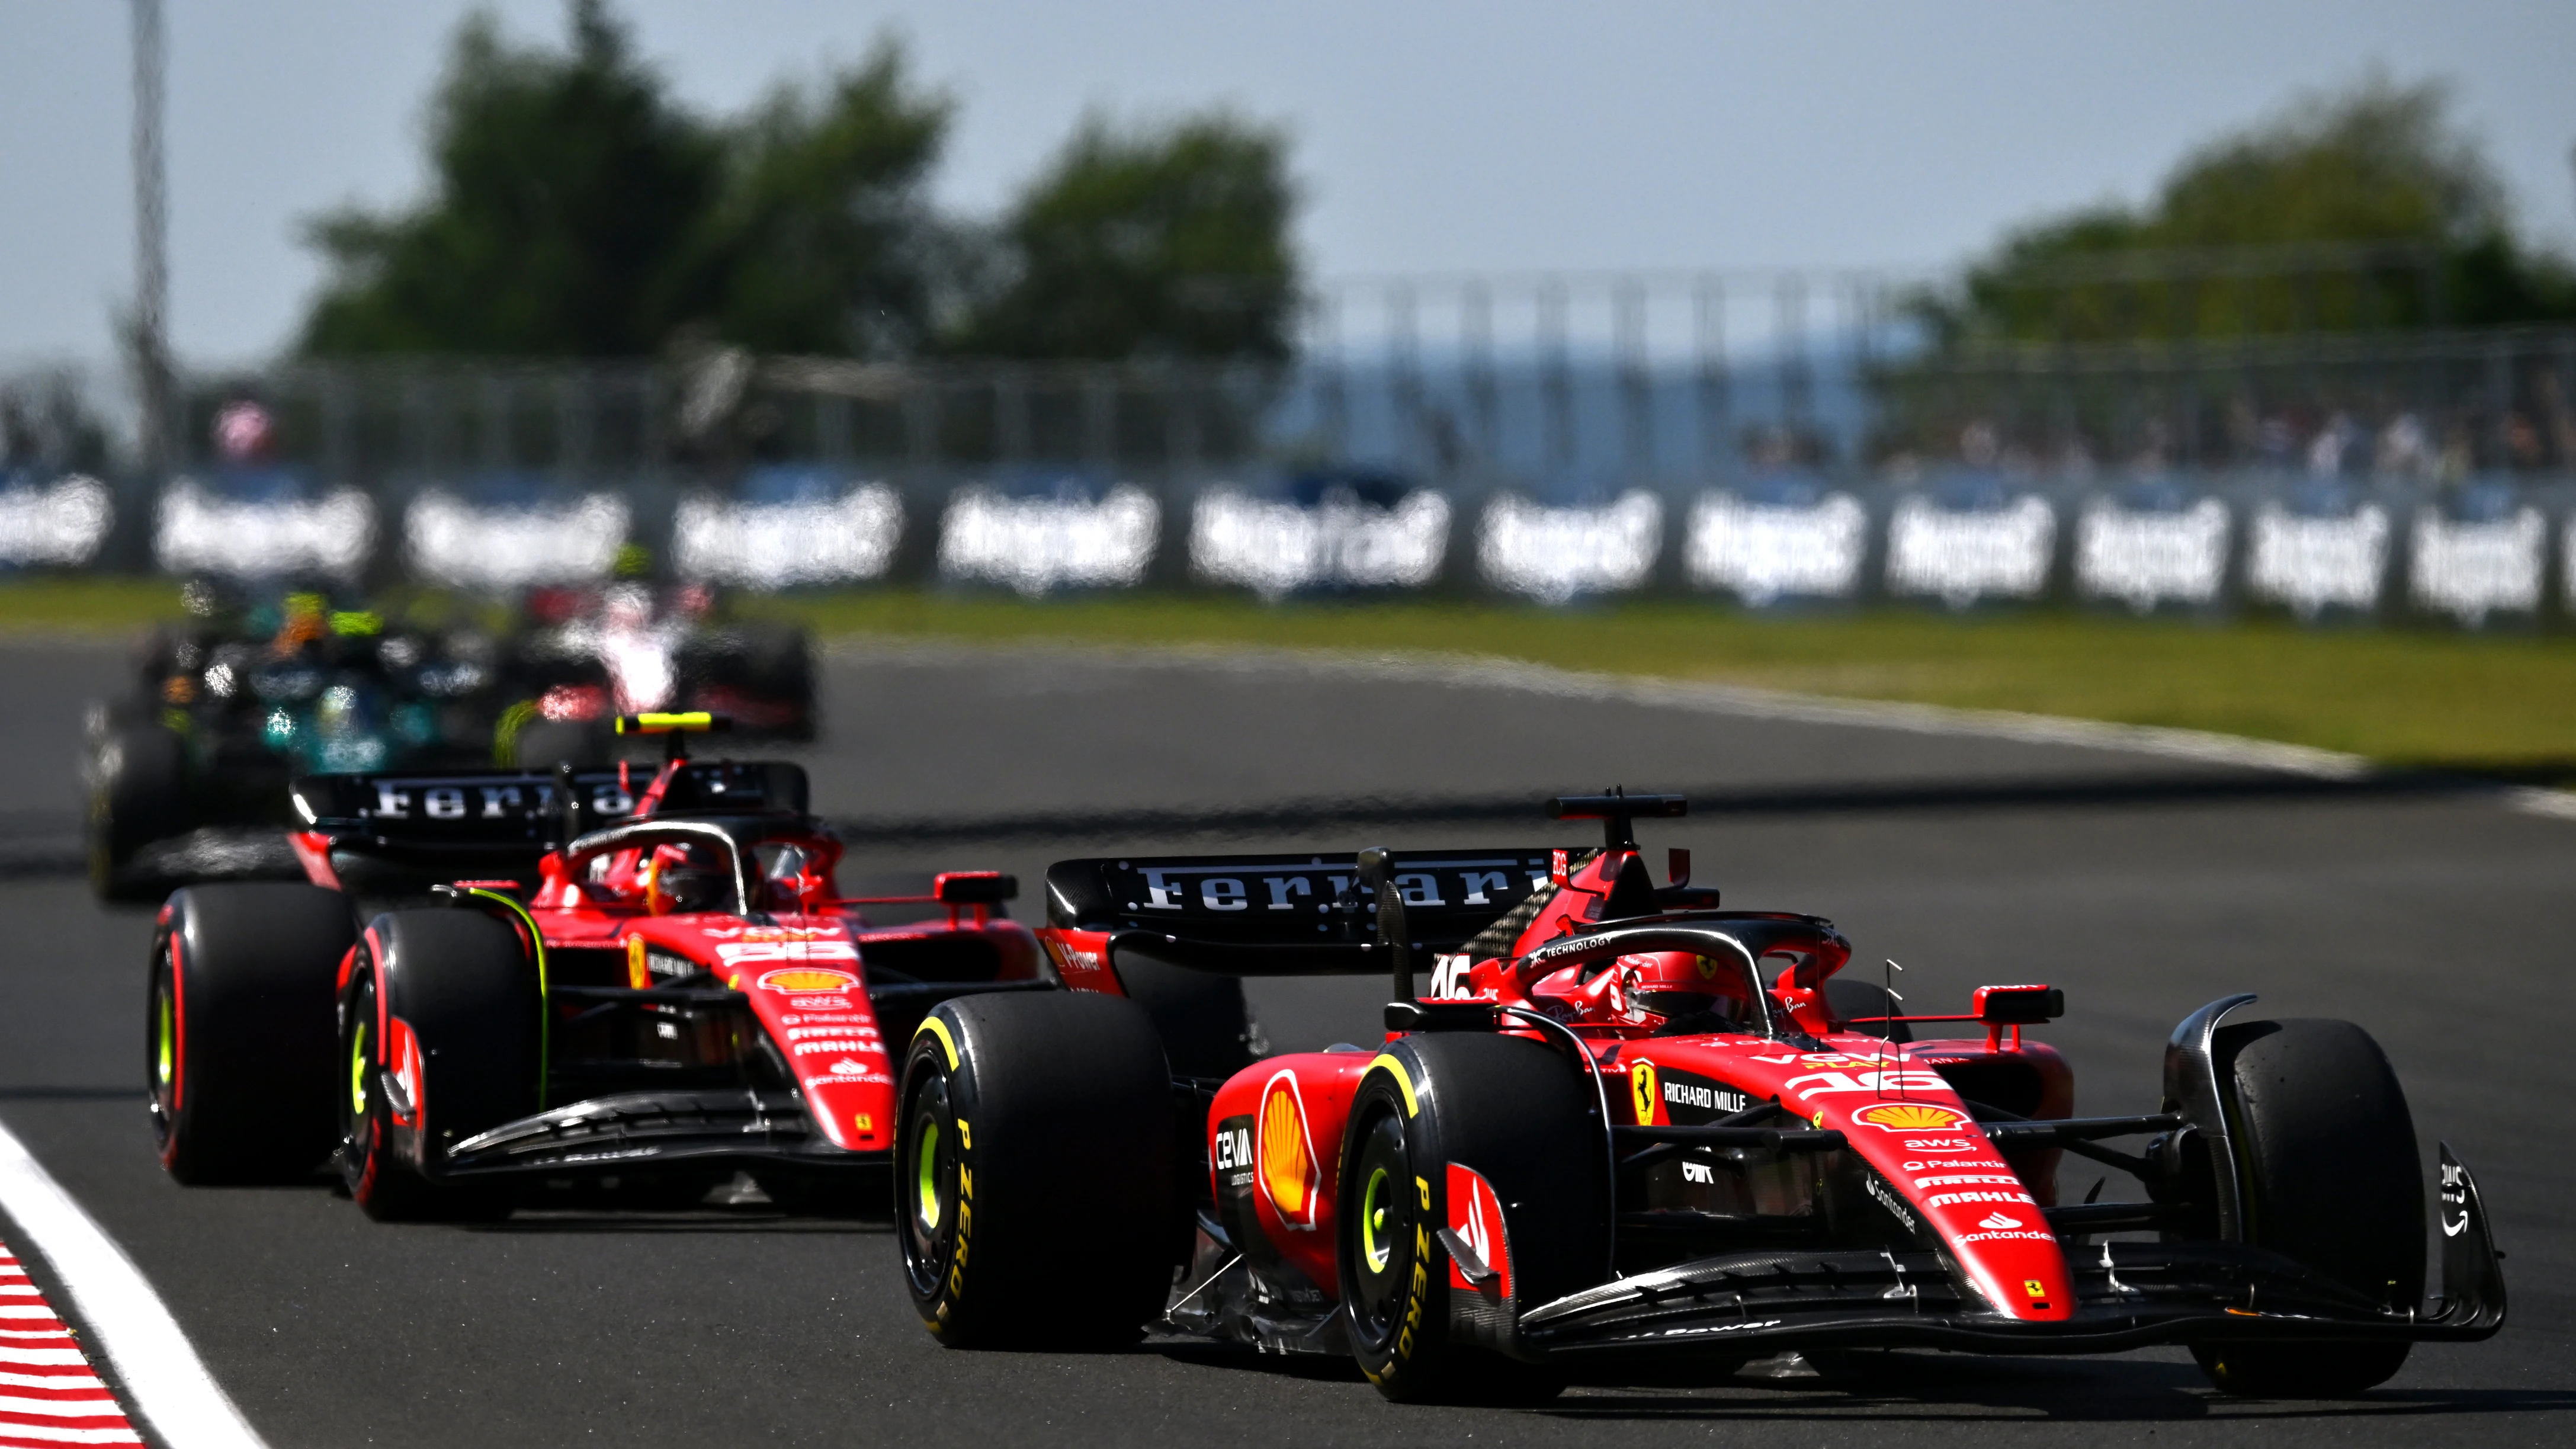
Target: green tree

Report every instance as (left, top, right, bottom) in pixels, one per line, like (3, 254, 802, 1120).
(299, 1, 721, 357)
(681, 41, 954, 357)
(1922, 74, 2576, 345)
(955, 114, 1299, 361)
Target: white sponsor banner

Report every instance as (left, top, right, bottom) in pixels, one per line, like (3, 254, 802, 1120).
(2245, 502, 2388, 616)
(1189, 488, 1451, 598)
(1475, 491, 1663, 603)
(1884, 494, 2056, 608)
(404, 490, 629, 588)
(0, 475, 112, 566)
(2410, 506, 2543, 626)
(672, 483, 903, 586)
(937, 483, 1159, 595)
(1683, 491, 1867, 603)
(154, 477, 376, 579)
(2075, 497, 2231, 611)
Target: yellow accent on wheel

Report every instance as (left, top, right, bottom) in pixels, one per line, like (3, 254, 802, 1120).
(1366, 1054, 1419, 1116)
(917, 1016, 960, 1069)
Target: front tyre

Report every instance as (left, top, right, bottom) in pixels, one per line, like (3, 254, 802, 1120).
(337, 909, 538, 1221)
(897, 992, 1176, 1348)
(1339, 1034, 1606, 1404)
(2190, 1017, 2422, 1397)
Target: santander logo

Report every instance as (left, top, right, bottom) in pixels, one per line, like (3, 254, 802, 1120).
(1978, 1211, 2023, 1230)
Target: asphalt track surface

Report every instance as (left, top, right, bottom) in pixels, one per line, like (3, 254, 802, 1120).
(1, 636, 2571, 1447)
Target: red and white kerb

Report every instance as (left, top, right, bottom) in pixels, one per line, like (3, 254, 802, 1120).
(0, 1243, 138, 1447)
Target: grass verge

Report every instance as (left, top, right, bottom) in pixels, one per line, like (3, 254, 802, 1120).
(6, 576, 2568, 777)
(752, 591, 2576, 777)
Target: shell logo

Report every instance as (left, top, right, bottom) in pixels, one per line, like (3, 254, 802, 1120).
(756, 966, 859, 993)
(1628, 1060, 1659, 1123)
(1257, 1072, 1320, 1229)
(1853, 1102, 1969, 1132)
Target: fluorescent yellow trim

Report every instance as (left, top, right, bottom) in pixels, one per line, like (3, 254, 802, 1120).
(617, 711, 715, 735)
(918, 1015, 959, 1069)
(1368, 1053, 1419, 1117)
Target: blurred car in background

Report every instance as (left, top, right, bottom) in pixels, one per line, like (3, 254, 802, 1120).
(85, 584, 508, 901)
(496, 578, 816, 770)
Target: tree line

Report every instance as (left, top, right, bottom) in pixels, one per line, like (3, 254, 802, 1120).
(297, 1, 1295, 364)
(1914, 72, 2576, 348)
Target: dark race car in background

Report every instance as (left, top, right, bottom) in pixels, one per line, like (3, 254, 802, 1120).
(146, 714, 1032, 1217)
(893, 791, 2505, 1403)
(85, 584, 508, 900)
(498, 581, 815, 770)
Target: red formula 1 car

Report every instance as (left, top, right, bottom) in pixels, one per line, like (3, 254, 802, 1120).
(146, 714, 1035, 1216)
(893, 791, 2506, 1401)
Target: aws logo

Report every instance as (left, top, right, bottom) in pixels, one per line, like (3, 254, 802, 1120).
(1629, 1060, 1658, 1123)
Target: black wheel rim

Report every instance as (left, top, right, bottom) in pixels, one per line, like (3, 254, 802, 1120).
(899, 1068, 959, 1298)
(146, 940, 178, 1153)
(338, 972, 378, 1187)
(1345, 1107, 1414, 1348)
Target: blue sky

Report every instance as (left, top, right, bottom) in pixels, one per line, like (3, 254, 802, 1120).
(3, 1, 2569, 364)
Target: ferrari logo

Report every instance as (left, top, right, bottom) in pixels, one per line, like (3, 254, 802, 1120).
(1629, 1060, 1658, 1123)
(2024, 1279, 2046, 1297)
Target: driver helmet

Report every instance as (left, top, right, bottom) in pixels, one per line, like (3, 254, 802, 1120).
(643, 841, 729, 916)
(1615, 950, 1751, 1028)
(214, 400, 274, 463)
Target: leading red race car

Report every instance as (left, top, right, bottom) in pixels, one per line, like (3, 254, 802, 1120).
(146, 713, 1037, 1216)
(893, 790, 2505, 1402)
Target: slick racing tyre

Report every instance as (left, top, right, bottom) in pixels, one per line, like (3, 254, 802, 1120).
(149, 884, 353, 1182)
(2190, 1017, 2423, 1397)
(1823, 977, 1912, 1043)
(89, 723, 188, 903)
(897, 992, 1176, 1348)
(338, 909, 540, 1221)
(1339, 1033, 1608, 1404)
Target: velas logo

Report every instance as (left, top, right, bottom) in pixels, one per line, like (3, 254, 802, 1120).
(1257, 1071, 1321, 1230)
(1852, 1102, 1969, 1132)
(1978, 1211, 2023, 1230)
(756, 967, 859, 993)
(1628, 1060, 1658, 1123)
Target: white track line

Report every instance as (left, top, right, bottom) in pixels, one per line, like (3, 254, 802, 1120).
(0, 1122, 264, 1449)
(830, 635, 2378, 778)
(836, 636, 2576, 822)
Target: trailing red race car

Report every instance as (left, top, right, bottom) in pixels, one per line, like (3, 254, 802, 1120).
(146, 713, 1037, 1216)
(894, 790, 2506, 1401)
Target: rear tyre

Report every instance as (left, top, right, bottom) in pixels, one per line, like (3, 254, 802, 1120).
(897, 992, 1176, 1348)
(148, 884, 353, 1182)
(338, 909, 540, 1222)
(1823, 977, 1912, 1043)
(1115, 954, 1257, 1079)
(89, 723, 188, 902)
(2189, 1017, 2421, 1397)
(1339, 1033, 1606, 1404)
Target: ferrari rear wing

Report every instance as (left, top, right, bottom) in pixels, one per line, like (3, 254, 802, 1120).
(293, 768, 640, 850)
(1045, 848, 1555, 974)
